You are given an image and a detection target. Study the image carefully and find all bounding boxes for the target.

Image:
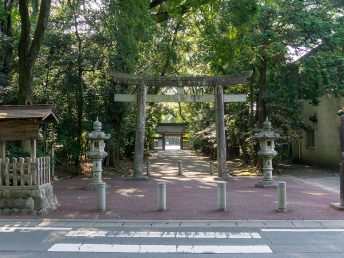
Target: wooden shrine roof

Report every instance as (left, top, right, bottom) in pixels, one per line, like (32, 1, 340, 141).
(0, 104, 59, 123)
(110, 71, 253, 87)
(156, 123, 187, 135)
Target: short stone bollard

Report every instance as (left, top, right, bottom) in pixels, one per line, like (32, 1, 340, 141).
(277, 181, 286, 212)
(97, 182, 106, 212)
(157, 182, 166, 211)
(147, 160, 151, 176)
(210, 162, 214, 175)
(217, 182, 227, 211)
(178, 161, 183, 176)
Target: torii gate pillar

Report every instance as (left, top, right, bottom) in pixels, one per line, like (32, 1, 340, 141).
(215, 85, 228, 179)
(130, 85, 148, 180)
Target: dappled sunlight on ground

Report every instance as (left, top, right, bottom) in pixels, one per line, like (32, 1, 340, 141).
(303, 191, 328, 197)
(115, 188, 145, 198)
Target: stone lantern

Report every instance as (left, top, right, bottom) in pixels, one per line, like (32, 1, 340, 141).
(86, 118, 110, 189)
(255, 117, 280, 188)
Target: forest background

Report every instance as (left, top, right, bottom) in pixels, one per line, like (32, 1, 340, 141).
(0, 0, 343, 174)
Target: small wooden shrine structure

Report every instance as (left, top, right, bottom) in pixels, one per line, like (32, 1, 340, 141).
(155, 123, 188, 150)
(0, 105, 59, 215)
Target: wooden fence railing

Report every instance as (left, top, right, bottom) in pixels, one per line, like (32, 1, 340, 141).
(0, 156, 51, 187)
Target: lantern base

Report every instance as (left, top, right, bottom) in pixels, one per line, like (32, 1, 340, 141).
(330, 203, 344, 211)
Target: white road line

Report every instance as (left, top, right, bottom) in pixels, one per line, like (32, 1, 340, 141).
(0, 226, 72, 232)
(66, 230, 261, 239)
(262, 229, 344, 232)
(48, 244, 273, 254)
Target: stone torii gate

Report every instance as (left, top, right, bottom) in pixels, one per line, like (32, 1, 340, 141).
(110, 71, 252, 180)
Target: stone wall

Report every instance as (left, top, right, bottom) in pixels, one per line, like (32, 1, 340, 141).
(0, 183, 59, 215)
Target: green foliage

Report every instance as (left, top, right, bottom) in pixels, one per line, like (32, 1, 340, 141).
(2, 0, 343, 171)
(5, 143, 30, 159)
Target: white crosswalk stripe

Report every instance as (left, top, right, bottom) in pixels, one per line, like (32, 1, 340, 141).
(47, 229, 272, 254)
(66, 230, 261, 239)
(48, 243, 273, 254)
(0, 226, 72, 232)
(262, 228, 344, 232)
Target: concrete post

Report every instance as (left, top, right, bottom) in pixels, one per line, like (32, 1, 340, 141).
(157, 182, 166, 211)
(97, 182, 106, 212)
(178, 161, 182, 176)
(277, 181, 286, 212)
(147, 160, 151, 176)
(210, 162, 214, 175)
(217, 182, 227, 211)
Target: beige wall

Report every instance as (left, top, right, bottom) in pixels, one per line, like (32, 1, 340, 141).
(293, 94, 343, 169)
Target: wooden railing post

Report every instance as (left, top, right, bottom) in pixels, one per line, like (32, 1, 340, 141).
(32, 157, 37, 185)
(4, 158, 9, 186)
(42, 157, 46, 184)
(0, 158, 2, 186)
(12, 158, 17, 186)
(25, 157, 33, 186)
(46, 156, 51, 183)
(37, 158, 41, 185)
(18, 158, 24, 186)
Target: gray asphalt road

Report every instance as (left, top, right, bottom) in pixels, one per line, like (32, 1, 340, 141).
(1, 219, 344, 257)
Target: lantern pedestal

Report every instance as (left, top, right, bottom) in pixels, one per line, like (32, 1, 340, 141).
(255, 155, 277, 188)
(84, 160, 111, 190)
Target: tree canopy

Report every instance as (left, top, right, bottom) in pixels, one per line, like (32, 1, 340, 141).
(0, 0, 343, 172)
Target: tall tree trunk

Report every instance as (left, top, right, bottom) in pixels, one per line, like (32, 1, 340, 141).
(17, 0, 52, 105)
(71, 4, 84, 170)
(18, 61, 33, 105)
(258, 57, 267, 128)
(113, 119, 123, 168)
(249, 81, 254, 126)
(0, 0, 14, 88)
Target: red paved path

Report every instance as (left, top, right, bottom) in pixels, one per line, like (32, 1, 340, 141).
(4, 150, 344, 220)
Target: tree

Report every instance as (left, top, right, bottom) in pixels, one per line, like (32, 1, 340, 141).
(0, 0, 14, 88)
(17, 0, 52, 105)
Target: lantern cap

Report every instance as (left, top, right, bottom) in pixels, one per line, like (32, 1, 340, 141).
(263, 117, 272, 130)
(93, 117, 102, 131)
